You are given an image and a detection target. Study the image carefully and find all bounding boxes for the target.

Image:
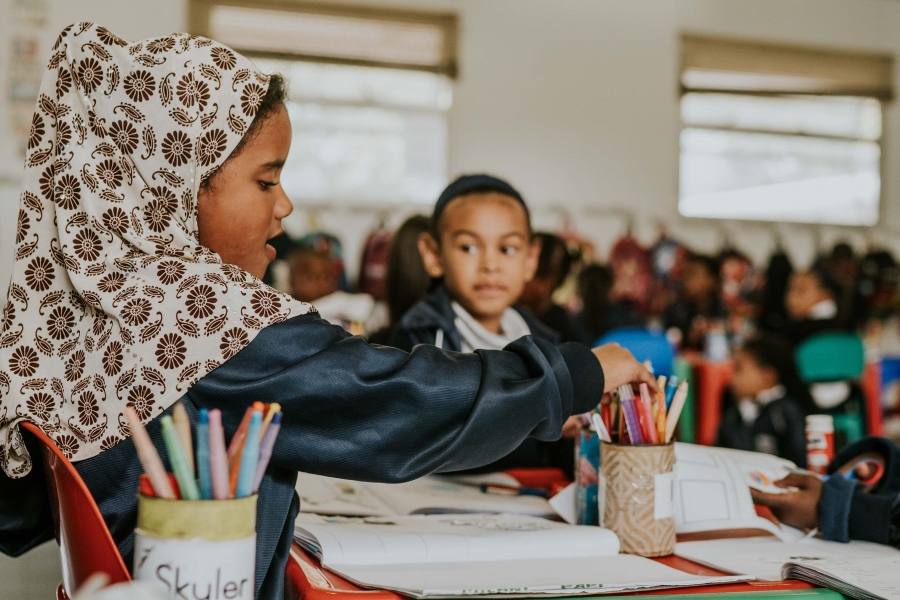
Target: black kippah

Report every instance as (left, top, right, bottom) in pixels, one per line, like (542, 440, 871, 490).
(432, 174, 529, 231)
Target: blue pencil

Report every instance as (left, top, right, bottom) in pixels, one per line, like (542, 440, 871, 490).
(664, 375, 679, 411)
(197, 409, 212, 500)
(253, 412, 282, 493)
(235, 412, 263, 498)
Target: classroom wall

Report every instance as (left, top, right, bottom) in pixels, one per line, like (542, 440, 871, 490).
(0, 0, 899, 592)
(2, 0, 900, 285)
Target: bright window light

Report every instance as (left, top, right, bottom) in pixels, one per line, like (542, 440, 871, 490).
(679, 93, 882, 226)
(253, 58, 451, 205)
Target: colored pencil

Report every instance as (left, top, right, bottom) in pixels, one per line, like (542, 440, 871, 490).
(172, 401, 194, 476)
(235, 412, 263, 498)
(125, 406, 175, 499)
(664, 376, 679, 411)
(197, 409, 212, 500)
(208, 409, 229, 500)
(665, 381, 690, 443)
(253, 411, 282, 493)
(160, 415, 200, 500)
(639, 383, 659, 444)
(618, 385, 644, 445)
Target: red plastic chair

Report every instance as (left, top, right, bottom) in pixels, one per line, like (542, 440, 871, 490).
(21, 420, 312, 599)
(20, 421, 131, 599)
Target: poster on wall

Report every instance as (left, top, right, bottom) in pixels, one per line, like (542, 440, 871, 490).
(8, 0, 47, 159)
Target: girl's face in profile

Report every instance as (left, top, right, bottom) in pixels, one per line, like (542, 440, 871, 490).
(197, 104, 293, 279)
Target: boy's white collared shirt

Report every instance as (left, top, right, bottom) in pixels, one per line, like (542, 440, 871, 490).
(450, 301, 532, 352)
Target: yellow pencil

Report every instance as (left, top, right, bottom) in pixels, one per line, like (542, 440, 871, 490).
(261, 402, 281, 438)
(665, 381, 690, 443)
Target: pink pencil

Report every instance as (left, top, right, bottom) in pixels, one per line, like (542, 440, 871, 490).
(208, 409, 230, 499)
(639, 383, 659, 444)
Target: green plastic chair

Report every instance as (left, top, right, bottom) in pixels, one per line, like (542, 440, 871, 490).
(795, 332, 866, 447)
(795, 332, 865, 382)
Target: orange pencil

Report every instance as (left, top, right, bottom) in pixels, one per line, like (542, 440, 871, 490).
(229, 402, 265, 496)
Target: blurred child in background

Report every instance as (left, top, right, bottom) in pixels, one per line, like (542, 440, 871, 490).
(391, 174, 581, 475)
(716, 335, 811, 466)
(367, 215, 432, 345)
(784, 267, 843, 348)
(664, 253, 726, 351)
(573, 264, 644, 345)
(518, 232, 583, 343)
(289, 235, 375, 332)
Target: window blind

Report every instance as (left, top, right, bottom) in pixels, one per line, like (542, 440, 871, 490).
(681, 33, 893, 99)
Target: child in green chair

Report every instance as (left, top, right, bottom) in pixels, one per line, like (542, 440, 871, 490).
(716, 336, 812, 467)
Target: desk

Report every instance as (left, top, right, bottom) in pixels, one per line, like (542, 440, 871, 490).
(284, 543, 832, 600)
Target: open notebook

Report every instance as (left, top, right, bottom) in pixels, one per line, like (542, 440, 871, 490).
(673, 443, 805, 541)
(782, 555, 900, 600)
(294, 513, 750, 598)
(296, 472, 555, 518)
(676, 537, 900, 581)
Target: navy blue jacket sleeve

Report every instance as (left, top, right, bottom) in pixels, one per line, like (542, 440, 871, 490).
(187, 313, 604, 482)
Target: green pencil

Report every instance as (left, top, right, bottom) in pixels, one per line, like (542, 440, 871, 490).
(161, 415, 200, 500)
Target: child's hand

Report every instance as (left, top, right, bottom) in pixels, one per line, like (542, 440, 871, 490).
(561, 415, 582, 439)
(750, 473, 823, 531)
(592, 343, 658, 394)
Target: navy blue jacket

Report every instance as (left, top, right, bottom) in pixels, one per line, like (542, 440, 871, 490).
(388, 286, 578, 476)
(820, 436, 900, 546)
(0, 312, 604, 600)
(389, 286, 560, 352)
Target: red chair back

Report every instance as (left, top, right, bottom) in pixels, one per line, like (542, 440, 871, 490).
(20, 421, 130, 595)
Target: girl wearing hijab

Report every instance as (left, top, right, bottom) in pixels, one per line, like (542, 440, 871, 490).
(0, 24, 655, 599)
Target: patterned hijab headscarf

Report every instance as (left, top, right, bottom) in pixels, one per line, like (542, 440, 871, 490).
(0, 23, 313, 478)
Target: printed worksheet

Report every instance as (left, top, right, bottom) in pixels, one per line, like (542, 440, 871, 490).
(672, 443, 798, 539)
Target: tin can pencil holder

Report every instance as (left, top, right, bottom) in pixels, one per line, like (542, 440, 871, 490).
(599, 441, 675, 557)
(134, 493, 257, 599)
(575, 427, 600, 526)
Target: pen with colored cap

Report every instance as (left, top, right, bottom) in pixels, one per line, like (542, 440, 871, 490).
(618, 385, 644, 445)
(197, 409, 212, 500)
(161, 415, 200, 500)
(253, 411, 282, 493)
(236, 411, 263, 498)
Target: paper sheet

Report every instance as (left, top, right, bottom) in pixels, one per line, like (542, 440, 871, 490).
(335, 556, 751, 598)
(549, 482, 576, 524)
(296, 473, 555, 518)
(676, 537, 900, 581)
(673, 443, 797, 538)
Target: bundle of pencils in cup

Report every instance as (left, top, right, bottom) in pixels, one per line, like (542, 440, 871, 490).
(125, 401, 283, 500)
(587, 374, 689, 446)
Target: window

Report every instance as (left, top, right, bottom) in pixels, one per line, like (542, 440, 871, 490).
(191, 1, 456, 205)
(678, 35, 893, 226)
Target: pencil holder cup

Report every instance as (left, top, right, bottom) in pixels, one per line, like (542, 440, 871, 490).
(599, 441, 675, 557)
(134, 494, 257, 599)
(575, 427, 600, 525)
